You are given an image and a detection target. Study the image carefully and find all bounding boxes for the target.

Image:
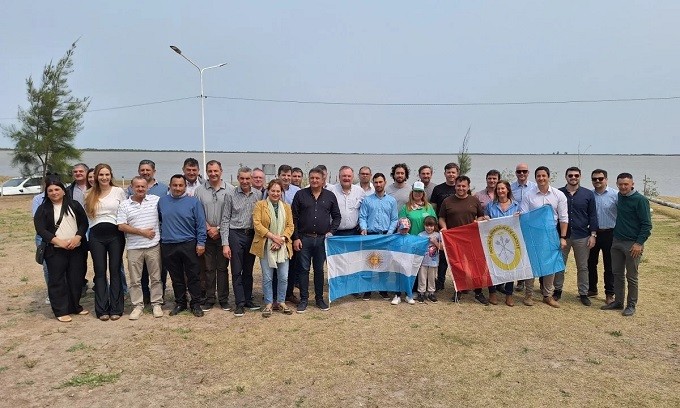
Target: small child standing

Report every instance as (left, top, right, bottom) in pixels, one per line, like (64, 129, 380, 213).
(417, 216, 441, 303)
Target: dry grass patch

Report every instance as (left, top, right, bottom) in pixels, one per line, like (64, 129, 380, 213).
(0, 195, 678, 407)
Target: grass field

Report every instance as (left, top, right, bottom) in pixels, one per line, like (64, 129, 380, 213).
(0, 195, 678, 407)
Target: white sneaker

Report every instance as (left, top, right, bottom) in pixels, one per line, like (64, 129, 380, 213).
(129, 306, 144, 320)
(45, 296, 51, 305)
(391, 295, 401, 305)
(405, 296, 416, 304)
(152, 305, 163, 318)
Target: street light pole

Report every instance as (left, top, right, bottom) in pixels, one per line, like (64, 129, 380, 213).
(170, 45, 227, 178)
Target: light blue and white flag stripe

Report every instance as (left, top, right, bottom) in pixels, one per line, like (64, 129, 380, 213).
(519, 205, 566, 277)
(326, 234, 429, 302)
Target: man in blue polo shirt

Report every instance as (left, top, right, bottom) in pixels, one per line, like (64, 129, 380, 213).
(588, 169, 618, 305)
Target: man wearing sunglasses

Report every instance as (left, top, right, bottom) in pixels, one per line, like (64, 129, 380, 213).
(556, 167, 598, 306)
(510, 163, 536, 293)
(587, 169, 618, 305)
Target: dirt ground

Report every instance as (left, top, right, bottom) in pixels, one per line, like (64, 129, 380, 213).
(0, 194, 678, 408)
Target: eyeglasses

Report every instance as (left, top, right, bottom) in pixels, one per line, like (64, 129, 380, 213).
(591, 177, 605, 182)
(567, 174, 580, 179)
(515, 170, 529, 174)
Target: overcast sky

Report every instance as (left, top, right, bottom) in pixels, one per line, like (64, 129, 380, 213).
(1, 1, 679, 154)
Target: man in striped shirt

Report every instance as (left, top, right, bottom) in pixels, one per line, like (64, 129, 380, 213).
(221, 167, 263, 317)
(117, 176, 163, 319)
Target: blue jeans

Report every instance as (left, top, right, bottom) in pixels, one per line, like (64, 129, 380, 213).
(298, 235, 327, 302)
(261, 258, 289, 304)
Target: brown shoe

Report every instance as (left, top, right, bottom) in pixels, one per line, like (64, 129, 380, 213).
(488, 292, 498, 305)
(505, 295, 514, 307)
(523, 295, 534, 306)
(280, 302, 293, 315)
(285, 295, 300, 305)
(543, 296, 560, 308)
(605, 294, 615, 305)
(587, 290, 598, 297)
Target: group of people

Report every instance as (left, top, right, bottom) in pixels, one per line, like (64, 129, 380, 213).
(32, 158, 652, 323)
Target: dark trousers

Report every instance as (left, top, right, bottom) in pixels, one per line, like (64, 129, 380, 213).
(204, 236, 229, 305)
(437, 254, 448, 288)
(285, 251, 300, 298)
(162, 240, 202, 308)
(46, 246, 87, 317)
(588, 229, 614, 295)
(229, 229, 256, 307)
(298, 235, 327, 302)
(89, 223, 125, 317)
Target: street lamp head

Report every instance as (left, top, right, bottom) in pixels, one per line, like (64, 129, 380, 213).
(170, 45, 182, 55)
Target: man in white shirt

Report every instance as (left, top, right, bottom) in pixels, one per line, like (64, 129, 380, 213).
(117, 176, 163, 319)
(356, 166, 374, 195)
(332, 166, 365, 236)
(519, 166, 568, 308)
(182, 158, 202, 197)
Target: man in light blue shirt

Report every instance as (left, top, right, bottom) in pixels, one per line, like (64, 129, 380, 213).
(510, 163, 537, 207)
(358, 172, 397, 300)
(588, 168, 618, 305)
(359, 173, 398, 235)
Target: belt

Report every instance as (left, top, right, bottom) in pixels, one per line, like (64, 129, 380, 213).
(231, 228, 254, 234)
(368, 231, 388, 235)
(302, 232, 325, 238)
(597, 228, 613, 232)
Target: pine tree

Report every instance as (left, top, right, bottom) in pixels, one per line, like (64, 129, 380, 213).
(2, 41, 90, 179)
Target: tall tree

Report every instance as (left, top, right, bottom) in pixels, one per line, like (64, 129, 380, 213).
(2, 41, 90, 179)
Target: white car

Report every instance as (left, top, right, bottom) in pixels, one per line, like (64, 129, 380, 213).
(1, 176, 43, 196)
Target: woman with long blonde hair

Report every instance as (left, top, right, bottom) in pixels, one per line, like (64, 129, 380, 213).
(84, 163, 127, 321)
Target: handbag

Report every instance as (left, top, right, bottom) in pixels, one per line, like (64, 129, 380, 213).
(36, 209, 66, 264)
(35, 242, 47, 264)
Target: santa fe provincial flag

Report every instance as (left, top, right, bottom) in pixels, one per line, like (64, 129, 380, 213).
(326, 234, 429, 302)
(441, 205, 565, 291)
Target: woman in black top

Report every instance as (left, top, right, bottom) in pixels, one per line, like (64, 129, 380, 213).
(34, 179, 89, 322)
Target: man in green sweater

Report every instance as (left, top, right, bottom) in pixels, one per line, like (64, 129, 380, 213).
(601, 173, 652, 316)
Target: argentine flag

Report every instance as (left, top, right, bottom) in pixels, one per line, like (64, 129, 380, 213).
(325, 234, 429, 302)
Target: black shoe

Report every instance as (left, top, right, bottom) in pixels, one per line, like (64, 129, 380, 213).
(233, 306, 245, 317)
(417, 293, 425, 303)
(427, 293, 438, 303)
(435, 282, 444, 292)
(587, 290, 598, 297)
(169, 304, 187, 316)
(245, 301, 260, 310)
(316, 299, 329, 311)
(220, 303, 231, 311)
(622, 304, 636, 316)
(553, 290, 562, 301)
(143, 295, 151, 306)
(600, 302, 624, 310)
(379, 291, 390, 300)
(474, 292, 489, 305)
(579, 295, 591, 306)
(363, 292, 371, 301)
(191, 306, 204, 317)
(451, 291, 462, 302)
(201, 303, 214, 311)
(297, 300, 308, 313)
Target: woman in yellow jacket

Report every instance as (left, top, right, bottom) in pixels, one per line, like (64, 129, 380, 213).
(251, 179, 295, 317)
